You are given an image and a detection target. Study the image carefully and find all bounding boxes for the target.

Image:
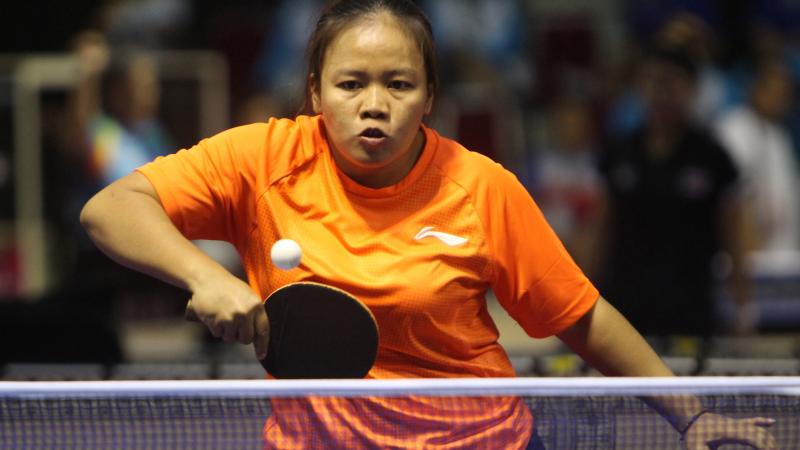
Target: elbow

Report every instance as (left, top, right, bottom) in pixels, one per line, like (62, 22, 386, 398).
(79, 198, 94, 232)
(79, 192, 102, 235)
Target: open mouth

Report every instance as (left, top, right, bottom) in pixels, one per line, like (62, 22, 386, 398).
(360, 128, 387, 139)
(358, 128, 388, 148)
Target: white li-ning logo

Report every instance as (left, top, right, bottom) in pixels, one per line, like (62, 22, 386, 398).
(414, 226, 468, 247)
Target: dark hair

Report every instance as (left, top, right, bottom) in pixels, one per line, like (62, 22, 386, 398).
(300, 0, 438, 115)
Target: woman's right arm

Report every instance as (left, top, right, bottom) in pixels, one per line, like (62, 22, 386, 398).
(80, 171, 269, 358)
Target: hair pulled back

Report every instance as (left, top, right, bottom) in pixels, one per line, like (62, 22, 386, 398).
(301, 0, 438, 114)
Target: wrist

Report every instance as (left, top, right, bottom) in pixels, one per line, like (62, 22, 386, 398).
(185, 257, 231, 293)
(679, 409, 711, 440)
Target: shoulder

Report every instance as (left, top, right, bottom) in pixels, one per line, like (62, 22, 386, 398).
(216, 115, 319, 156)
(716, 106, 753, 126)
(714, 107, 757, 138)
(427, 128, 532, 215)
(207, 115, 324, 185)
(429, 129, 522, 195)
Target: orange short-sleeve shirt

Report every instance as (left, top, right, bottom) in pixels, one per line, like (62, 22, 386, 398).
(137, 115, 598, 449)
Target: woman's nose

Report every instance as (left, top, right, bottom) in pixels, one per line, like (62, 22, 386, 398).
(360, 85, 388, 119)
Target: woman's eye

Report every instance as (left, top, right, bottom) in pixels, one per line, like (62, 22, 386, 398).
(388, 80, 412, 90)
(338, 81, 361, 91)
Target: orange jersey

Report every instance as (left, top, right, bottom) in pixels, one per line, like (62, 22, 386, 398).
(137, 115, 598, 449)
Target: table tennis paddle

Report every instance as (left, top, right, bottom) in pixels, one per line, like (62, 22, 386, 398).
(185, 281, 379, 379)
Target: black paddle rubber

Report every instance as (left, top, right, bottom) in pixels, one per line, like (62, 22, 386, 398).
(262, 282, 379, 379)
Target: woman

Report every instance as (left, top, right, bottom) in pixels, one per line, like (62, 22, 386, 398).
(81, 0, 775, 448)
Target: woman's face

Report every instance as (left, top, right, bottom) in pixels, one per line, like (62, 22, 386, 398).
(311, 13, 433, 188)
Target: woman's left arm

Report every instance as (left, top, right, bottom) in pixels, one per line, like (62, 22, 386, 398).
(557, 297, 776, 449)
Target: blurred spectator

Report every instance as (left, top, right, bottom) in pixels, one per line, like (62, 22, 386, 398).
(595, 45, 753, 338)
(532, 98, 602, 271)
(68, 30, 247, 289)
(713, 57, 800, 272)
(607, 11, 731, 134)
(67, 30, 172, 188)
(657, 12, 730, 123)
(58, 30, 178, 298)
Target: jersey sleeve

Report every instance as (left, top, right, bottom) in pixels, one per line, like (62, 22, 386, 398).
(485, 167, 599, 338)
(135, 123, 269, 248)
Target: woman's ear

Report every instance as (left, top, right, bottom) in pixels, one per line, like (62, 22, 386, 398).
(424, 84, 434, 115)
(309, 74, 322, 114)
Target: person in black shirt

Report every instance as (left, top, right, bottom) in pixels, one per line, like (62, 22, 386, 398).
(595, 45, 752, 338)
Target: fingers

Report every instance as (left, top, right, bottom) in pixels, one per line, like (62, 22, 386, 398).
(738, 417, 778, 450)
(687, 415, 779, 450)
(187, 277, 264, 348)
(238, 313, 255, 345)
(743, 417, 776, 428)
(745, 423, 777, 450)
(221, 315, 240, 343)
(204, 314, 244, 343)
(764, 433, 777, 450)
(198, 311, 225, 339)
(253, 306, 270, 360)
(746, 427, 778, 450)
(208, 306, 263, 347)
(224, 315, 257, 345)
(707, 420, 777, 450)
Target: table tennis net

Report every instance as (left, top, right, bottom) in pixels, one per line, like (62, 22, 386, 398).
(1, 377, 798, 449)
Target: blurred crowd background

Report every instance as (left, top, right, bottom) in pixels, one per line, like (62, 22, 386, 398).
(1, 0, 800, 379)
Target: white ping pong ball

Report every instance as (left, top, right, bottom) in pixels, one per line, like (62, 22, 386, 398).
(271, 239, 302, 270)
